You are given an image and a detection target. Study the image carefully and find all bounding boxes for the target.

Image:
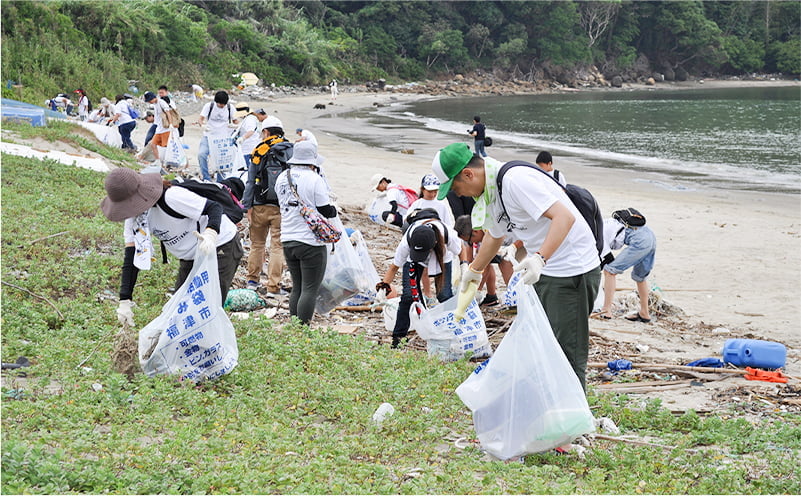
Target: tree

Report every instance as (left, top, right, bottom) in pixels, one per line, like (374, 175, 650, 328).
(580, 1, 621, 48)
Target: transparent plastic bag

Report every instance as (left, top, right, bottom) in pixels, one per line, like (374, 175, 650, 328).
(138, 249, 239, 382)
(410, 296, 492, 361)
(164, 128, 187, 167)
(455, 284, 595, 459)
(341, 230, 381, 306)
(315, 217, 369, 314)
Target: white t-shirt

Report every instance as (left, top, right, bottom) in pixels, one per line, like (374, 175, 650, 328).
(276, 166, 332, 246)
(123, 186, 237, 260)
(386, 185, 414, 215)
(78, 95, 89, 115)
(550, 169, 567, 187)
(298, 129, 318, 146)
(114, 101, 134, 125)
(486, 166, 598, 277)
(201, 102, 236, 137)
(153, 97, 176, 134)
(393, 219, 461, 276)
(192, 84, 203, 95)
(238, 114, 262, 153)
(601, 218, 626, 258)
(407, 197, 455, 227)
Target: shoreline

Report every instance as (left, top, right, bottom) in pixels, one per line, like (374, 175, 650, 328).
(134, 80, 800, 353)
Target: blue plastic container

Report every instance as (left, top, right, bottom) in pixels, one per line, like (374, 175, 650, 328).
(722, 339, 786, 369)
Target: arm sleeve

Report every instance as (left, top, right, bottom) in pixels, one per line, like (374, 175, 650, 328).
(201, 200, 224, 233)
(119, 246, 140, 301)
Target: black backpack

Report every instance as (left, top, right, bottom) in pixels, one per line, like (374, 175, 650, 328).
(401, 207, 441, 235)
(612, 208, 646, 227)
(87, 98, 93, 112)
(496, 160, 604, 258)
(157, 178, 246, 224)
(253, 141, 294, 205)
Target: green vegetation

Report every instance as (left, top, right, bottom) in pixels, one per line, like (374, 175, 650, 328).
(2, 1, 799, 106)
(1, 126, 800, 493)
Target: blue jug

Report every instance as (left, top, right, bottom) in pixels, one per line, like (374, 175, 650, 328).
(722, 339, 786, 369)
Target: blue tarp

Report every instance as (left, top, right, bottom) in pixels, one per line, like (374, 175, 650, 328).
(1, 98, 66, 126)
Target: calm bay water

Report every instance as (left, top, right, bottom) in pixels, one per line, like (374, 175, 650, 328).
(384, 85, 801, 193)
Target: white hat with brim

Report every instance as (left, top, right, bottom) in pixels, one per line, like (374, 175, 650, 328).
(100, 169, 163, 222)
(370, 173, 390, 190)
(287, 140, 318, 166)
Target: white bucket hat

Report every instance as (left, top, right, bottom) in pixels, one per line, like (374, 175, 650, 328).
(287, 140, 318, 165)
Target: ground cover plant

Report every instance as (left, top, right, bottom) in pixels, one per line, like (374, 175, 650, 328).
(1, 143, 799, 494)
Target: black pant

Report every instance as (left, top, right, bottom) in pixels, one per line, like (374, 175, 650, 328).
(177, 232, 243, 305)
(283, 241, 328, 324)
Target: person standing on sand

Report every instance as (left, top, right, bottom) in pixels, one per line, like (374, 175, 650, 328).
(109, 94, 138, 152)
(329, 79, 338, 100)
(536, 151, 567, 186)
(74, 89, 90, 121)
(597, 208, 656, 323)
(433, 142, 600, 391)
(197, 90, 239, 182)
(144, 88, 179, 165)
(468, 115, 488, 158)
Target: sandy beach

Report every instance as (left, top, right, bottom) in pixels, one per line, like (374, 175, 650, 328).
(130, 82, 800, 383)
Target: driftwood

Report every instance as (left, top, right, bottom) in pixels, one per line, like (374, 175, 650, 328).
(1, 280, 64, 320)
(593, 434, 697, 453)
(587, 362, 747, 375)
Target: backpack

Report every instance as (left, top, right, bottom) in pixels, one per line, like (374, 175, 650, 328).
(401, 207, 441, 234)
(405, 217, 449, 245)
(252, 140, 294, 205)
(87, 97, 93, 112)
(157, 178, 246, 224)
(127, 102, 139, 120)
(207, 103, 232, 122)
(496, 160, 604, 258)
(160, 97, 181, 128)
(612, 208, 646, 227)
(388, 185, 419, 209)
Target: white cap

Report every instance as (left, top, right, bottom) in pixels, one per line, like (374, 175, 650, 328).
(371, 173, 390, 190)
(261, 116, 283, 131)
(421, 173, 440, 190)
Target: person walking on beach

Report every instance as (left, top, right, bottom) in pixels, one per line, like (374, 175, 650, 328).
(100, 168, 243, 327)
(377, 215, 461, 348)
(275, 140, 337, 325)
(243, 116, 293, 296)
(109, 94, 138, 152)
(468, 116, 488, 158)
(197, 91, 239, 181)
(144, 88, 179, 165)
(597, 208, 656, 323)
(433, 142, 600, 390)
(329, 79, 338, 100)
(536, 151, 567, 186)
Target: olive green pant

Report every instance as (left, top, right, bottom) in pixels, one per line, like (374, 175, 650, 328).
(534, 265, 601, 391)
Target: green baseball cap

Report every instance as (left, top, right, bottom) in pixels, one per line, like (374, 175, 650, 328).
(431, 143, 475, 200)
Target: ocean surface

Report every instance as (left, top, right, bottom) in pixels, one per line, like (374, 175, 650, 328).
(366, 85, 801, 194)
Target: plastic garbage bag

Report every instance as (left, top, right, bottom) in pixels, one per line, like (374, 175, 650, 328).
(164, 127, 187, 167)
(410, 296, 492, 362)
(138, 249, 238, 382)
(455, 285, 595, 459)
(315, 217, 370, 314)
(224, 288, 266, 312)
(501, 271, 522, 307)
(208, 136, 243, 177)
(341, 230, 382, 306)
(102, 125, 123, 148)
(382, 297, 401, 332)
(366, 194, 392, 224)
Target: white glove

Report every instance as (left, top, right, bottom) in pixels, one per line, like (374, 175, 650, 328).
(235, 136, 244, 147)
(518, 253, 546, 285)
(458, 264, 483, 295)
(452, 262, 466, 288)
(116, 299, 135, 327)
(193, 228, 218, 256)
(501, 245, 519, 265)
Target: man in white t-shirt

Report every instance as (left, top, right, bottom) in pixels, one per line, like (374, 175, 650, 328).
(432, 142, 600, 390)
(197, 90, 239, 181)
(295, 128, 318, 147)
(144, 87, 179, 164)
(536, 151, 567, 186)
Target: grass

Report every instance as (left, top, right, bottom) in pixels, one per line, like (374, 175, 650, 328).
(1, 142, 800, 494)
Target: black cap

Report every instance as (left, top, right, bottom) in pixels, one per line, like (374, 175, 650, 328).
(409, 225, 437, 263)
(143, 91, 157, 102)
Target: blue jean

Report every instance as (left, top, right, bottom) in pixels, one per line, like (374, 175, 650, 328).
(118, 121, 136, 150)
(198, 136, 225, 181)
(474, 139, 487, 157)
(604, 226, 656, 282)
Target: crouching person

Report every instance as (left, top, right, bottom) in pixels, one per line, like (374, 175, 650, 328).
(101, 168, 243, 326)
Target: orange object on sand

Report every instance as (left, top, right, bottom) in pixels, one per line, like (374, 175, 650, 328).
(744, 367, 788, 383)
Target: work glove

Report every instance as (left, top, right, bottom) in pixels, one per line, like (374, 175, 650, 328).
(116, 299, 135, 327)
(235, 136, 244, 147)
(452, 261, 466, 288)
(518, 253, 546, 286)
(500, 244, 519, 264)
(193, 228, 218, 256)
(454, 265, 483, 321)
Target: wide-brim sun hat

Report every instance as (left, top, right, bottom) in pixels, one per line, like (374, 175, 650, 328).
(432, 143, 475, 200)
(370, 173, 390, 190)
(235, 103, 251, 119)
(287, 140, 319, 165)
(100, 168, 163, 222)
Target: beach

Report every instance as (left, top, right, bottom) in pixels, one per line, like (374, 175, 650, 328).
(132, 83, 800, 380)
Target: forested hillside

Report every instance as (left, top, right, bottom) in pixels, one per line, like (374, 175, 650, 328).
(2, 0, 799, 104)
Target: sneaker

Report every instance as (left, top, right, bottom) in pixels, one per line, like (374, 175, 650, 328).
(246, 281, 260, 290)
(265, 288, 288, 297)
(480, 294, 499, 307)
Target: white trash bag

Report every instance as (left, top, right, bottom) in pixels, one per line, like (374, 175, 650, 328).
(138, 249, 239, 382)
(366, 194, 392, 225)
(164, 127, 187, 167)
(455, 284, 595, 460)
(315, 217, 370, 314)
(341, 230, 382, 306)
(208, 136, 242, 177)
(501, 271, 522, 307)
(410, 296, 492, 362)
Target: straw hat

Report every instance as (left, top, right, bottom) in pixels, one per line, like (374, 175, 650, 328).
(100, 169, 163, 221)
